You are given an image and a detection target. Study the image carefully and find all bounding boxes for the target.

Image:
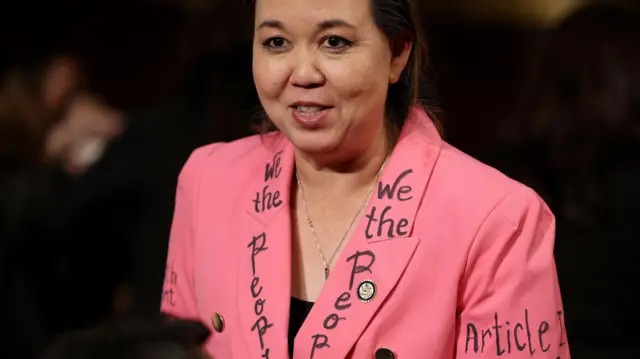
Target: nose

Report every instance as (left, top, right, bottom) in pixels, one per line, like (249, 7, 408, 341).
(289, 49, 325, 89)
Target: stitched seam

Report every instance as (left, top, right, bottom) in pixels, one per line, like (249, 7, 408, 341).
(457, 182, 520, 302)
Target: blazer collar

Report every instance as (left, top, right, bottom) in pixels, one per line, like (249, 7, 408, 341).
(236, 107, 443, 358)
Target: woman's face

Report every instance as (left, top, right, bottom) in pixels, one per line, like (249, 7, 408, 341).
(252, 0, 411, 156)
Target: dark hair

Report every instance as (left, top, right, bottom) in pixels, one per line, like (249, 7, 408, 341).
(38, 315, 211, 359)
(245, 0, 432, 135)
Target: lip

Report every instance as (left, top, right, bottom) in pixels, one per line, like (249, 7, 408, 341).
(289, 102, 334, 128)
(290, 101, 332, 108)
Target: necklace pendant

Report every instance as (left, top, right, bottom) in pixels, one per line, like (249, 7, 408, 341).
(324, 267, 330, 281)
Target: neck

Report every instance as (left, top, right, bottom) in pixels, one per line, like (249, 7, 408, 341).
(294, 131, 390, 194)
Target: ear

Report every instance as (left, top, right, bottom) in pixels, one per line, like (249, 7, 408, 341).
(389, 38, 412, 84)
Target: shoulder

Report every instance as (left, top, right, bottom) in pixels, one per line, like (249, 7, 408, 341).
(427, 141, 552, 229)
(177, 134, 267, 193)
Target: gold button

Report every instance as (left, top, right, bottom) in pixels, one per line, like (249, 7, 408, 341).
(374, 348, 396, 359)
(211, 312, 225, 333)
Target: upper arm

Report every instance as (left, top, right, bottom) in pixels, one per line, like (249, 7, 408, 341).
(455, 185, 570, 358)
(160, 143, 224, 320)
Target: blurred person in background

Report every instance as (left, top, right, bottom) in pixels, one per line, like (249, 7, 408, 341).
(2, 5, 256, 359)
(0, 43, 126, 358)
(497, 3, 640, 358)
(38, 314, 211, 359)
(59, 1, 259, 317)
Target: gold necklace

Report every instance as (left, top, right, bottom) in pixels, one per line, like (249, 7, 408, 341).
(295, 157, 388, 281)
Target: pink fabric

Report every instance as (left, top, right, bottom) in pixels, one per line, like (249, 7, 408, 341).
(161, 107, 570, 358)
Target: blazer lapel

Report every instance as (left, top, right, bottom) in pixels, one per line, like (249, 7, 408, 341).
(293, 110, 443, 359)
(237, 134, 295, 359)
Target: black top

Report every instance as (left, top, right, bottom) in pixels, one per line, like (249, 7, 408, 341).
(288, 297, 315, 356)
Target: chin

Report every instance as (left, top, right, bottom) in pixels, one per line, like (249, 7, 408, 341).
(286, 129, 343, 155)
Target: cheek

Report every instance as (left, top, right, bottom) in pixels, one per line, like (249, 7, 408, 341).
(252, 54, 289, 100)
(324, 56, 391, 102)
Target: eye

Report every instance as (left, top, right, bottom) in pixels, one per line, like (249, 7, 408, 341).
(262, 36, 289, 51)
(321, 36, 352, 51)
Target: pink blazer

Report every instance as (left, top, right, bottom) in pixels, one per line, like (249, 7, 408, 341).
(161, 108, 570, 359)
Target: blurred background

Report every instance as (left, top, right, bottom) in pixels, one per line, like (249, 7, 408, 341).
(0, 0, 638, 358)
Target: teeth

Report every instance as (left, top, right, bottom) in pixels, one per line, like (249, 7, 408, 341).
(296, 105, 323, 112)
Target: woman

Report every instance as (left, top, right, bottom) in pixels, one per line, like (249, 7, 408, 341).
(161, 0, 569, 358)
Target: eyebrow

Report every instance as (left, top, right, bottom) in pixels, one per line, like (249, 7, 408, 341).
(317, 19, 356, 31)
(256, 18, 356, 32)
(256, 19, 284, 31)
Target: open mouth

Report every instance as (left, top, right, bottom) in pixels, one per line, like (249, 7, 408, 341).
(290, 103, 334, 125)
(292, 104, 333, 114)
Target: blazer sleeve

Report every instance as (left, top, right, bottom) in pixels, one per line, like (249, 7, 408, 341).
(455, 185, 570, 358)
(160, 143, 224, 320)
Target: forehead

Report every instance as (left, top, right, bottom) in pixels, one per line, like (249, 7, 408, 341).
(254, 0, 373, 27)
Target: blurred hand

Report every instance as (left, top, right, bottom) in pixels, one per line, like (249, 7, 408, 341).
(45, 93, 124, 174)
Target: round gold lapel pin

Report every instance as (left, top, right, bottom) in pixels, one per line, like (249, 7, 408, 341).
(357, 279, 377, 303)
